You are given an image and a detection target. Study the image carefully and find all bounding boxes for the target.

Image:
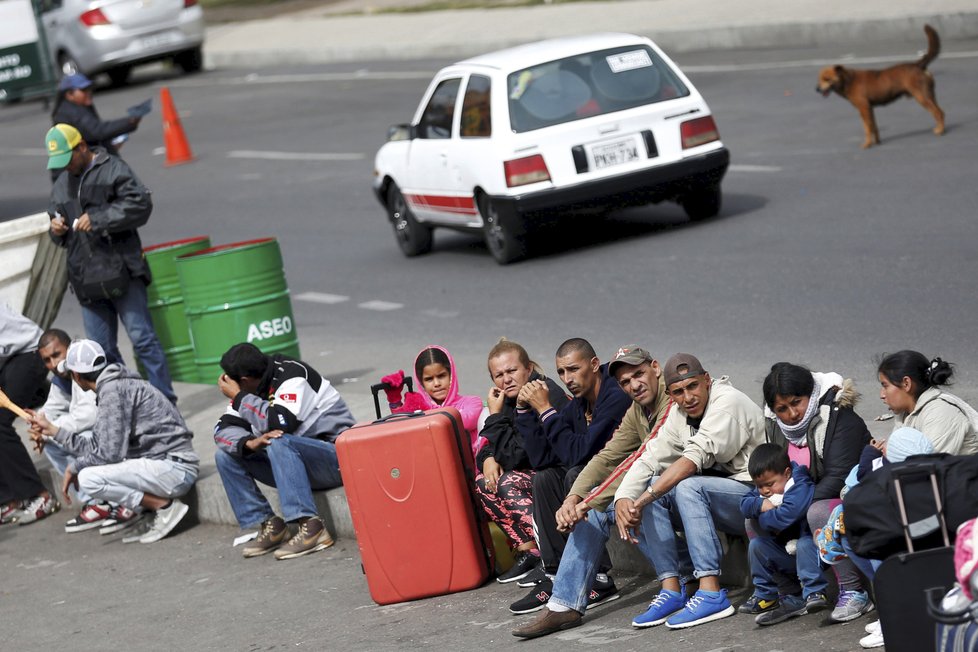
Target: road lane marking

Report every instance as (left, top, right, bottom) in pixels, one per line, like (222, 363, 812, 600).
(228, 150, 364, 161)
(729, 164, 781, 172)
(295, 292, 350, 304)
(357, 300, 403, 311)
(0, 148, 45, 156)
(682, 50, 978, 73)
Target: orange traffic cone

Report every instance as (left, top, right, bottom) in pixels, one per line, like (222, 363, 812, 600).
(161, 86, 195, 166)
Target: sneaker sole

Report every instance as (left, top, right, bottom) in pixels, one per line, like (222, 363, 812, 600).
(633, 607, 684, 628)
(242, 543, 285, 558)
(497, 568, 534, 584)
(509, 603, 547, 615)
(65, 519, 107, 533)
(756, 607, 808, 626)
(830, 602, 875, 623)
(99, 517, 144, 535)
(273, 538, 334, 560)
(665, 605, 736, 629)
(585, 592, 620, 610)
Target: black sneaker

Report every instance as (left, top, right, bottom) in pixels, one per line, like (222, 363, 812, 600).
(517, 565, 548, 588)
(586, 578, 620, 610)
(738, 593, 779, 615)
(498, 551, 541, 584)
(510, 579, 553, 614)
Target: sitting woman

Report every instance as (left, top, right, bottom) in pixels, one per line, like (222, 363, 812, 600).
(877, 351, 978, 455)
(760, 362, 872, 623)
(382, 345, 486, 457)
(477, 339, 569, 583)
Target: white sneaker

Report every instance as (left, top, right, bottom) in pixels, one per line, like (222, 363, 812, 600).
(860, 629, 885, 648)
(139, 499, 189, 544)
(865, 619, 881, 635)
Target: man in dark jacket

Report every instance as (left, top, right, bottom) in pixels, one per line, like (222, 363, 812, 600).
(509, 337, 631, 614)
(52, 74, 139, 158)
(45, 123, 175, 404)
(213, 343, 356, 561)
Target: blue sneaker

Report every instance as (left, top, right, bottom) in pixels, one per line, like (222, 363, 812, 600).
(632, 589, 685, 628)
(665, 589, 736, 629)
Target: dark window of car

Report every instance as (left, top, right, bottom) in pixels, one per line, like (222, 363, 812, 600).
(417, 77, 461, 139)
(39, 0, 63, 12)
(507, 45, 690, 133)
(460, 74, 492, 138)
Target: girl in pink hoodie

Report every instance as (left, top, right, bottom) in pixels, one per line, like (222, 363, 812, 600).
(382, 345, 486, 457)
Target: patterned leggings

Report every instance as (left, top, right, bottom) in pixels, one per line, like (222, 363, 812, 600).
(474, 469, 536, 549)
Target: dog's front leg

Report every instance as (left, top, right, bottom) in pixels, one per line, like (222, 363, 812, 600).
(855, 101, 879, 148)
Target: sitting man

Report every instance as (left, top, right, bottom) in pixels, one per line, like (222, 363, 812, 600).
(214, 342, 355, 560)
(510, 337, 631, 614)
(30, 339, 199, 543)
(512, 344, 674, 638)
(514, 353, 765, 635)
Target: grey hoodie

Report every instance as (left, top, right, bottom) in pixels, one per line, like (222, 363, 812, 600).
(55, 364, 197, 473)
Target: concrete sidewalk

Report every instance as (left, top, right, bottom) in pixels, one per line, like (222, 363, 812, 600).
(203, 0, 978, 68)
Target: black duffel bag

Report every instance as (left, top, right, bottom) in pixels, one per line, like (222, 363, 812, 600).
(845, 453, 978, 560)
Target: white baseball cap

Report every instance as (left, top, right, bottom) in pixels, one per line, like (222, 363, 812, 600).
(57, 339, 108, 374)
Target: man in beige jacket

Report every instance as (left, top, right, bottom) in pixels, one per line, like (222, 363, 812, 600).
(513, 344, 674, 639)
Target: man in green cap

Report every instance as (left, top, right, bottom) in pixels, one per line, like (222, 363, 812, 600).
(45, 123, 176, 405)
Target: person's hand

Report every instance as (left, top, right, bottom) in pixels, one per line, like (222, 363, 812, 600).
(29, 410, 57, 438)
(482, 457, 502, 492)
(381, 370, 405, 405)
(760, 498, 775, 513)
(487, 386, 505, 414)
(556, 494, 584, 533)
(62, 467, 79, 505)
(218, 373, 241, 400)
(244, 430, 283, 452)
(74, 213, 92, 232)
(520, 380, 552, 414)
(50, 215, 68, 236)
(615, 497, 643, 544)
(871, 437, 887, 456)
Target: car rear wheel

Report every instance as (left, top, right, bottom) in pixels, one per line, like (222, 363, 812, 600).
(107, 66, 132, 86)
(480, 195, 527, 265)
(387, 184, 432, 257)
(58, 52, 80, 77)
(681, 185, 722, 221)
(175, 47, 203, 74)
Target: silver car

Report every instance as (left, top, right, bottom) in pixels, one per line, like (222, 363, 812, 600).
(38, 0, 205, 84)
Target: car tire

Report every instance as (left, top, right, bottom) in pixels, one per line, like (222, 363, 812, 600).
(480, 195, 527, 265)
(107, 66, 132, 86)
(175, 47, 204, 74)
(681, 185, 722, 221)
(387, 184, 432, 257)
(58, 52, 80, 77)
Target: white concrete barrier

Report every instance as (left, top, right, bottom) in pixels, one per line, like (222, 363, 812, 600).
(0, 213, 49, 312)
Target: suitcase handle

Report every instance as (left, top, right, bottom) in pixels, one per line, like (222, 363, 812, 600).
(924, 586, 978, 625)
(370, 377, 414, 420)
(892, 471, 951, 552)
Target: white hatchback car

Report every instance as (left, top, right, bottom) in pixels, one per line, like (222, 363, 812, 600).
(373, 32, 730, 264)
(38, 0, 205, 84)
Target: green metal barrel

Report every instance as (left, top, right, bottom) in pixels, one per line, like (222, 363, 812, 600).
(141, 236, 211, 383)
(176, 238, 300, 382)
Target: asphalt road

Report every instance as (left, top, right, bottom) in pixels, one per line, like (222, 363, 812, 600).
(2, 38, 977, 651)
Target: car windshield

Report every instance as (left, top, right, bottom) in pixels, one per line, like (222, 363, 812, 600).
(507, 45, 689, 133)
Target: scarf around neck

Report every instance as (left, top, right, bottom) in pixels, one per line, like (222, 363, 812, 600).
(777, 375, 821, 446)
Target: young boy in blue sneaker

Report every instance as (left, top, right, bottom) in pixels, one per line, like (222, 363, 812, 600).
(739, 443, 828, 625)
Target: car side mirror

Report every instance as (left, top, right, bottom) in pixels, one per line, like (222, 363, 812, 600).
(387, 124, 414, 142)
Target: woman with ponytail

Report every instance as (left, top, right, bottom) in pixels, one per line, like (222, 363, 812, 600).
(877, 350, 978, 455)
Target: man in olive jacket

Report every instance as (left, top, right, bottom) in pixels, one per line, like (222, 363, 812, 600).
(45, 124, 175, 403)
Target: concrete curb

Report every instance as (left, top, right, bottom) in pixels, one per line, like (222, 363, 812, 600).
(203, 12, 978, 69)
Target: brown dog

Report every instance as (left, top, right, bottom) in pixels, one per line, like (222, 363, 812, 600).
(816, 25, 945, 148)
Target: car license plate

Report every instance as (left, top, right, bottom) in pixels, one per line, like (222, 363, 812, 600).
(139, 31, 179, 50)
(589, 137, 640, 169)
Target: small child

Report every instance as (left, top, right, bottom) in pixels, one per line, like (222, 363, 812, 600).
(739, 443, 829, 626)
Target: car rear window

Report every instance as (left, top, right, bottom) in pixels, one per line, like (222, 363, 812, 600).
(507, 45, 689, 133)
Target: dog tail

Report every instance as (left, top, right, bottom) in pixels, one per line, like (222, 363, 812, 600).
(917, 24, 941, 69)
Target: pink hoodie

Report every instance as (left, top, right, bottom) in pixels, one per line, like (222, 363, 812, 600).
(394, 345, 486, 457)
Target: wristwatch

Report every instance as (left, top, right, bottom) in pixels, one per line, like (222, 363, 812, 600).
(646, 485, 661, 501)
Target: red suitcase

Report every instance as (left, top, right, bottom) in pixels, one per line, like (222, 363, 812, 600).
(336, 406, 493, 605)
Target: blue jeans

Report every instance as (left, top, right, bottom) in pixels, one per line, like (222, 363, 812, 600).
(644, 475, 751, 579)
(550, 503, 693, 613)
(841, 535, 882, 581)
(44, 437, 94, 504)
(215, 434, 343, 528)
(80, 280, 176, 403)
(748, 528, 829, 599)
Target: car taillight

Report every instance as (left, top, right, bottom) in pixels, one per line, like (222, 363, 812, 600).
(504, 154, 550, 188)
(184, 0, 198, 7)
(680, 116, 720, 149)
(79, 8, 110, 26)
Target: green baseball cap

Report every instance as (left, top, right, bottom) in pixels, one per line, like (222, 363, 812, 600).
(46, 123, 82, 170)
